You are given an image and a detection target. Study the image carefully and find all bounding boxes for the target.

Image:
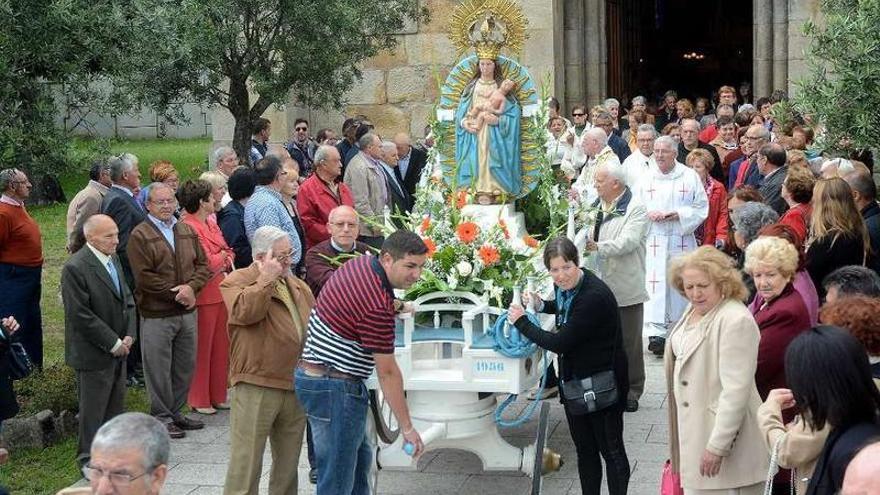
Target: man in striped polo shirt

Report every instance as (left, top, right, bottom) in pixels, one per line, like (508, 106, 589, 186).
(295, 230, 427, 494)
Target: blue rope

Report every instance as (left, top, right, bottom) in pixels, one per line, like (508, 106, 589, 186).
(489, 310, 551, 428)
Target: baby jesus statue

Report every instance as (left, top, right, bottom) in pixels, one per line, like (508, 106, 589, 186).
(463, 78, 516, 133)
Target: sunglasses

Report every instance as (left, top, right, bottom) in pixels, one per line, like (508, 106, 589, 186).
(295, 127, 307, 131)
(572, 113, 585, 117)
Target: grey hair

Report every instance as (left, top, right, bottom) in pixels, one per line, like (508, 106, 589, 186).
(603, 98, 620, 109)
(252, 225, 289, 255)
(0, 168, 22, 192)
(585, 127, 608, 146)
(109, 154, 138, 182)
(821, 157, 854, 176)
(357, 132, 378, 150)
(314, 144, 335, 164)
(654, 135, 676, 150)
(731, 201, 779, 246)
(91, 412, 169, 473)
(266, 144, 290, 159)
(380, 140, 397, 154)
(597, 160, 627, 186)
(212, 146, 235, 165)
(739, 103, 756, 113)
(636, 124, 658, 138)
(631, 96, 647, 106)
(146, 182, 174, 203)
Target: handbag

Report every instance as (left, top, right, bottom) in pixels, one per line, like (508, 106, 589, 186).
(6, 341, 34, 381)
(660, 459, 684, 495)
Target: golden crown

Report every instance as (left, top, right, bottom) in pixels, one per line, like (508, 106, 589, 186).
(449, 0, 528, 60)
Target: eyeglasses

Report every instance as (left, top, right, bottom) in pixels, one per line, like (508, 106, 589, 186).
(330, 221, 358, 229)
(150, 199, 176, 206)
(295, 127, 308, 132)
(82, 464, 153, 487)
(572, 113, 585, 117)
(273, 251, 293, 262)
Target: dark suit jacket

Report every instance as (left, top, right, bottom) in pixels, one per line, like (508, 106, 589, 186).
(61, 246, 136, 371)
(401, 147, 428, 197)
(678, 141, 723, 182)
(759, 165, 788, 216)
(806, 422, 880, 495)
(608, 134, 631, 162)
(381, 166, 412, 226)
(101, 186, 147, 288)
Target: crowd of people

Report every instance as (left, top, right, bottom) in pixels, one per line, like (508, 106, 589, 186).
(0, 82, 878, 495)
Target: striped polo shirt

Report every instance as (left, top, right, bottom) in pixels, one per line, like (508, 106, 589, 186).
(301, 254, 396, 378)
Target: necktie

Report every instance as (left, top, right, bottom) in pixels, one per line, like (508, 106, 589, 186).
(394, 166, 404, 186)
(106, 260, 121, 295)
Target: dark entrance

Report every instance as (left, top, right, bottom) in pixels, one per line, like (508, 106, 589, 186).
(605, 0, 753, 104)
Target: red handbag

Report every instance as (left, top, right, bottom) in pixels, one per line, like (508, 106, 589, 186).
(661, 459, 684, 495)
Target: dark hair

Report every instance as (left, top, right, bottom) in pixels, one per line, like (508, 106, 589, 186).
(756, 96, 772, 109)
(341, 118, 357, 133)
(89, 159, 109, 181)
(316, 128, 335, 142)
(759, 143, 787, 168)
(543, 236, 579, 269)
(715, 115, 735, 128)
(176, 179, 213, 214)
(381, 230, 428, 260)
(571, 103, 586, 114)
(549, 97, 561, 112)
(354, 123, 373, 142)
(823, 265, 880, 298)
(253, 156, 283, 186)
(728, 185, 764, 204)
(227, 167, 256, 202)
(294, 118, 308, 128)
(735, 109, 756, 128)
(663, 90, 678, 99)
(251, 117, 271, 135)
(785, 325, 880, 430)
(792, 125, 815, 144)
(846, 171, 877, 201)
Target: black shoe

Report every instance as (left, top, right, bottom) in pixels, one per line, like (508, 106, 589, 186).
(173, 415, 205, 431)
(166, 422, 186, 439)
(309, 468, 317, 484)
(625, 399, 639, 412)
(647, 336, 663, 354)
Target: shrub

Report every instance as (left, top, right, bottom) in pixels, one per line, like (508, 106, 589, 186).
(14, 364, 78, 416)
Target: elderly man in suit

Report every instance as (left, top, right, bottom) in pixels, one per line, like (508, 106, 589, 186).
(62, 215, 136, 467)
(66, 159, 112, 254)
(393, 132, 428, 197)
(379, 140, 412, 224)
(344, 132, 388, 249)
(756, 143, 789, 216)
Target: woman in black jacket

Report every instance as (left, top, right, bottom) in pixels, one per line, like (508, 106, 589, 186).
(783, 325, 880, 495)
(0, 315, 21, 466)
(508, 237, 629, 495)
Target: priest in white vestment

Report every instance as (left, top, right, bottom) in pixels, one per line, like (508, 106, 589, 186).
(633, 135, 708, 355)
(621, 124, 658, 189)
(569, 128, 619, 207)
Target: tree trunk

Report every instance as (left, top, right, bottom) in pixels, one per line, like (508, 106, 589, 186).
(227, 77, 252, 165)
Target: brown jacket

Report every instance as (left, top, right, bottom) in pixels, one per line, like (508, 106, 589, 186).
(221, 264, 315, 390)
(665, 299, 768, 490)
(127, 219, 211, 318)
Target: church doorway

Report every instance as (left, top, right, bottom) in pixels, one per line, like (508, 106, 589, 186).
(606, 0, 753, 105)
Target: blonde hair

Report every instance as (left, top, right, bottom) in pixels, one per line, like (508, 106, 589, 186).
(810, 177, 870, 254)
(743, 236, 799, 279)
(199, 170, 227, 190)
(686, 148, 714, 171)
(669, 246, 749, 302)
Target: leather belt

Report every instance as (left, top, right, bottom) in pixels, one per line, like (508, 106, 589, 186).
(297, 361, 360, 382)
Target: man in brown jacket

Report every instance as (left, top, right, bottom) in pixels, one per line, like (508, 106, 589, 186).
(127, 183, 211, 439)
(221, 225, 315, 495)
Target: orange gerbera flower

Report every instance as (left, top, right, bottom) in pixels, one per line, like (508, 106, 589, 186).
(478, 244, 501, 266)
(522, 235, 540, 248)
(420, 216, 431, 233)
(456, 222, 479, 243)
(498, 218, 510, 239)
(423, 238, 436, 257)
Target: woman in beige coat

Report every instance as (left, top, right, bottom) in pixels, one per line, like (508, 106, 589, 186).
(665, 246, 769, 494)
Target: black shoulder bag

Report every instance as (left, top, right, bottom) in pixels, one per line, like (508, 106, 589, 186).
(558, 286, 620, 415)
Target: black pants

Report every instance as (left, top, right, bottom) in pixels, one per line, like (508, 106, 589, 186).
(565, 404, 630, 495)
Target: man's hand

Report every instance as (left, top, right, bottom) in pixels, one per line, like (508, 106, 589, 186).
(122, 336, 133, 349)
(647, 211, 666, 222)
(0, 316, 19, 335)
(585, 239, 599, 252)
(171, 284, 196, 309)
(255, 247, 284, 285)
(568, 187, 580, 202)
(111, 344, 129, 357)
(664, 211, 680, 221)
(507, 304, 525, 324)
(402, 427, 425, 458)
(766, 388, 796, 410)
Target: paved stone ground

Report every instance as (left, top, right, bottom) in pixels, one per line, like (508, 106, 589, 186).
(73, 350, 667, 494)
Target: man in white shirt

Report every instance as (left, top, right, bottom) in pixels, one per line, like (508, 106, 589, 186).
(621, 124, 657, 189)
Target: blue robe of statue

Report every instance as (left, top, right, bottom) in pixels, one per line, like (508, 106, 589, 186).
(455, 89, 522, 196)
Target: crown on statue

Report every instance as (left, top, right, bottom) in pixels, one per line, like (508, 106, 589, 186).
(450, 0, 528, 60)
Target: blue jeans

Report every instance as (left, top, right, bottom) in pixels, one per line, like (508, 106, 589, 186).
(294, 368, 372, 495)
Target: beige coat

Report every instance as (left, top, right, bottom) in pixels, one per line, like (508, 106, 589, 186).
(344, 151, 388, 237)
(665, 299, 769, 490)
(65, 179, 109, 252)
(756, 400, 829, 494)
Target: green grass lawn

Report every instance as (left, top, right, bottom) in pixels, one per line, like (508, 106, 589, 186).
(0, 137, 212, 494)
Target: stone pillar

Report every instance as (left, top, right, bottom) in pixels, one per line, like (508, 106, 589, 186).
(562, 0, 586, 111)
(787, 0, 822, 97)
(772, 0, 789, 94)
(753, 0, 774, 99)
(584, 0, 607, 106)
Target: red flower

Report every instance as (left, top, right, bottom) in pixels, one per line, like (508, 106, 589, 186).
(499, 218, 510, 239)
(423, 238, 436, 258)
(456, 222, 479, 243)
(522, 235, 539, 248)
(478, 244, 501, 266)
(455, 190, 468, 209)
(420, 216, 431, 233)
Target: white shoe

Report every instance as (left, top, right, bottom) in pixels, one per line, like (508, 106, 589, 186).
(526, 386, 559, 401)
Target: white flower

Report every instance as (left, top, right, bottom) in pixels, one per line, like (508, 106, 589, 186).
(447, 274, 459, 290)
(456, 260, 473, 277)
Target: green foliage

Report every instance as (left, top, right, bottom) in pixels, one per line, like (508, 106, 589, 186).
(0, 436, 81, 495)
(14, 364, 78, 416)
(795, 0, 880, 153)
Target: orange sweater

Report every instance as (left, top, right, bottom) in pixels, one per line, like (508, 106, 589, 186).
(0, 202, 43, 266)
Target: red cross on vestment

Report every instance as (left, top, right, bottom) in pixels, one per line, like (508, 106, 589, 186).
(649, 237, 660, 257)
(646, 182, 657, 200)
(678, 184, 689, 201)
(678, 236, 689, 251)
(648, 271, 660, 294)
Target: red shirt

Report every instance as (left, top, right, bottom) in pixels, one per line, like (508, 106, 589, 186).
(182, 214, 232, 305)
(0, 201, 43, 266)
(779, 203, 812, 245)
(698, 124, 718, 144)
(297, 175, 354, 247)
(702, 178, 729, 246)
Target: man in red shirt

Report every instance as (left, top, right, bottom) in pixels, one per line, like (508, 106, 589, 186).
(0, 168, 43, 367)
(297, 145, 354, 247)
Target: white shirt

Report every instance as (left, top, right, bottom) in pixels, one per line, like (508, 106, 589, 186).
(621, 150, 656, 189)
(85, 243, 124, 354)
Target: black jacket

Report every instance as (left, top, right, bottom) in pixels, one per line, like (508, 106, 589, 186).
(759, 165, 789, 216)
(401, 146, 428, 197)
(678, 141, 724, 182)
(608, 134, 631, 163)
(806, 421, 880, 495)
(101, 186, 147, 289)
(0, 340, 18, 421)
(861, 202, 880, 260)
(380, 166, 412, 225)
(217, 201, 252, 269)
(806, 231, 866, 299)
(514, 269, 628, 405)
